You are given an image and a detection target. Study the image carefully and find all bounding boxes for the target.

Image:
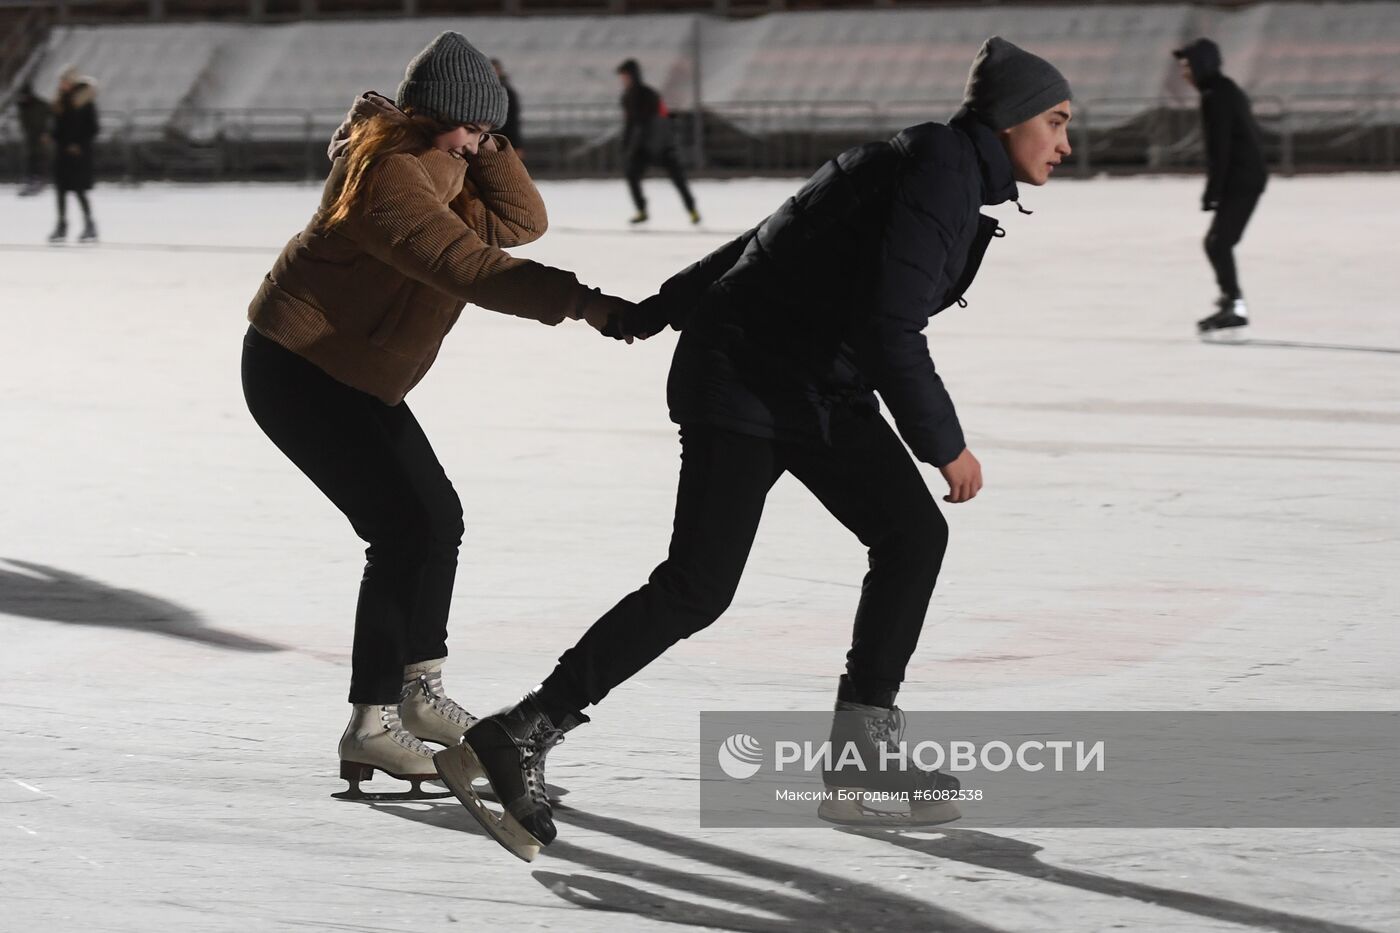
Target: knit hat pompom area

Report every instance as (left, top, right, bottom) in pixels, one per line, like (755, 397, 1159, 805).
(959, 36, 1072, 132)
(396, 31, 508, 130)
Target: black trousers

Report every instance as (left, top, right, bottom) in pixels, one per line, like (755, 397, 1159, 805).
(626, 147, 696, 214)
(537, 413, 949, 717)
(241, 327, 463, 704)
(24, 139, 45, 180)
(1205, 188, 1263, 300)
(55, 188, 91, 223)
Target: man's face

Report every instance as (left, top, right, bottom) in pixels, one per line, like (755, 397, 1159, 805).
(1177, 57, 1196, 87)
(619, 72, 634, 90)
(999, 101, 1073, 186)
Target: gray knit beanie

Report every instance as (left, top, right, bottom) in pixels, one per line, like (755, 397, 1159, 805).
(396, 32, 508, 130)
(959, 36, 1072, 131)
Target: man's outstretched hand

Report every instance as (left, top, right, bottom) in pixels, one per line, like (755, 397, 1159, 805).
(577, 291, 638, 343)
(938, 447, 983, 504)
(602, 292, 673, 342)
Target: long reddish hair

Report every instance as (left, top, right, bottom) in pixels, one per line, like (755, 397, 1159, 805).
(322, 110, 443, 229)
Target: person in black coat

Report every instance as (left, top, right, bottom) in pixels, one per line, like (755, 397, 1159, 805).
(491, 58, 524, 159)
(617, 58, 699, 225)
(50, 67, 100, 244)
(1174, 39, 1268, 334)
(436, 38, 1075, 854)
(15, 82, 51, 196)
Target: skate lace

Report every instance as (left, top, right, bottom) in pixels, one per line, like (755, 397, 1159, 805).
(417, 671, 478, 728)
(521, 726, 566, 806)
(380, 706, 435, 757)
(866, 706, 906, 749)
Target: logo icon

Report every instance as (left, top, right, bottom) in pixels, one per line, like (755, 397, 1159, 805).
(717, 733, 763, 779)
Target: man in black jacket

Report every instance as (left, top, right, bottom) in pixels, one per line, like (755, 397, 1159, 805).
(15, 81, 50, 197)
(437, 37, 1073, 858)
(617, 58, 699, 225)
(1175, 39, 1268, 334)
(491, 59, 524, 159)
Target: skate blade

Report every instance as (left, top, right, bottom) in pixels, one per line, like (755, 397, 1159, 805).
(1199, 326, 1248, 343)
(817, 795, 961, 828)
(332, 784, 452, 802)
(434, 745, 545, 863)
(333, 761, 451, 801)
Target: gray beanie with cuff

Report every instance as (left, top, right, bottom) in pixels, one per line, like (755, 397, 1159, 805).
(396, 31, 508, 130)
(959, 36, 1072, 131)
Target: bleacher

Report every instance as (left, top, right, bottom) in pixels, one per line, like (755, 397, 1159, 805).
(3, 2, 1399, 180)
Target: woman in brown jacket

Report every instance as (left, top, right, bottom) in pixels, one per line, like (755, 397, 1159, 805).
(242, 32, 633, 798)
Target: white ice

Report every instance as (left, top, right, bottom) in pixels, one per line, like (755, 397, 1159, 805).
(1, 172, 1397, 932)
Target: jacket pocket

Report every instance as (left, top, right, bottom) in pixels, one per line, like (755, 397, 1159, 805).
(366, 304, 407, 349)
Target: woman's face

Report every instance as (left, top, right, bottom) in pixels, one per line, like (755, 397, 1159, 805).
(999, 101, 1073, 186)
(433, 123, 491, 158)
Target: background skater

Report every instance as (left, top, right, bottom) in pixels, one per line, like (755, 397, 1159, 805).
(1175, 38, 1268, 336)
(49, 66, 100, 244)
(617, 58, 700, 226)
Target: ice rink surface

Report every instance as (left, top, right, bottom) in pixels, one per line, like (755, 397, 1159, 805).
(2, 171, 1398, 932)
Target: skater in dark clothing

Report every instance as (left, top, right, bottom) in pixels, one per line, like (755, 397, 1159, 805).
(1174, 38, 1268, 335)
(491, 59, 524, 159)
(241, 32, 635, 801)
(15, 82, 50, 197)
(49, 67, 100, 243)
(437, 36, 1074, 861)
(617, 58, 699, 225)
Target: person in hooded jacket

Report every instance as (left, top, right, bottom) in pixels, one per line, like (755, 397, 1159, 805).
(1174, 38, 1268, 334)
(241, 32, 635, 799)
(49, 67, 99, 243)
(617, 58, 700, 226)
(434, 37, 1074, 861)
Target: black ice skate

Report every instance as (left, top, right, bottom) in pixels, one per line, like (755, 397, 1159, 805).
(433, 695, 586, 862)
(819, 687, 962, 828)
(1197, 297, 1249, 338)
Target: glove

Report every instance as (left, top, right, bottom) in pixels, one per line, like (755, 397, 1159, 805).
(573, 288, 638, 342)
(603, 293, 672, 341)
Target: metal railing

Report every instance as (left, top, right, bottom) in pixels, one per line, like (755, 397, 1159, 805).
(2, 94, 1398, 182)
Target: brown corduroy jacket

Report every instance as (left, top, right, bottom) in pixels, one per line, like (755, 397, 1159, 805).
(248, 120, 598, 404)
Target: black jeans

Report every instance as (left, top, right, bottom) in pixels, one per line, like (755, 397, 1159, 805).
(24, 139, 45, 180)
(1205, 188, 1263, 300)
(537, 413, 949, 717)
(56, 188, 92, 223)
(626, 147, 696, 214)
(241, 327, 463, 704)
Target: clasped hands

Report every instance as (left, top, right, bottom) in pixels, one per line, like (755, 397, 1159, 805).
(573, 290, 672, 344)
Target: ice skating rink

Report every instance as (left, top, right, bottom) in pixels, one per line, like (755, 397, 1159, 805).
(2, 172, 1397, 932)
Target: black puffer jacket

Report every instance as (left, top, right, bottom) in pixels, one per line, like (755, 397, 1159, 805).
(660, 114, 1015, 467)
(1178, 39, 1267, 206)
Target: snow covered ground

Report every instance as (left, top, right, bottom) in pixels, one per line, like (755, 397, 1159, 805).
(1, 172, 1397, 932)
